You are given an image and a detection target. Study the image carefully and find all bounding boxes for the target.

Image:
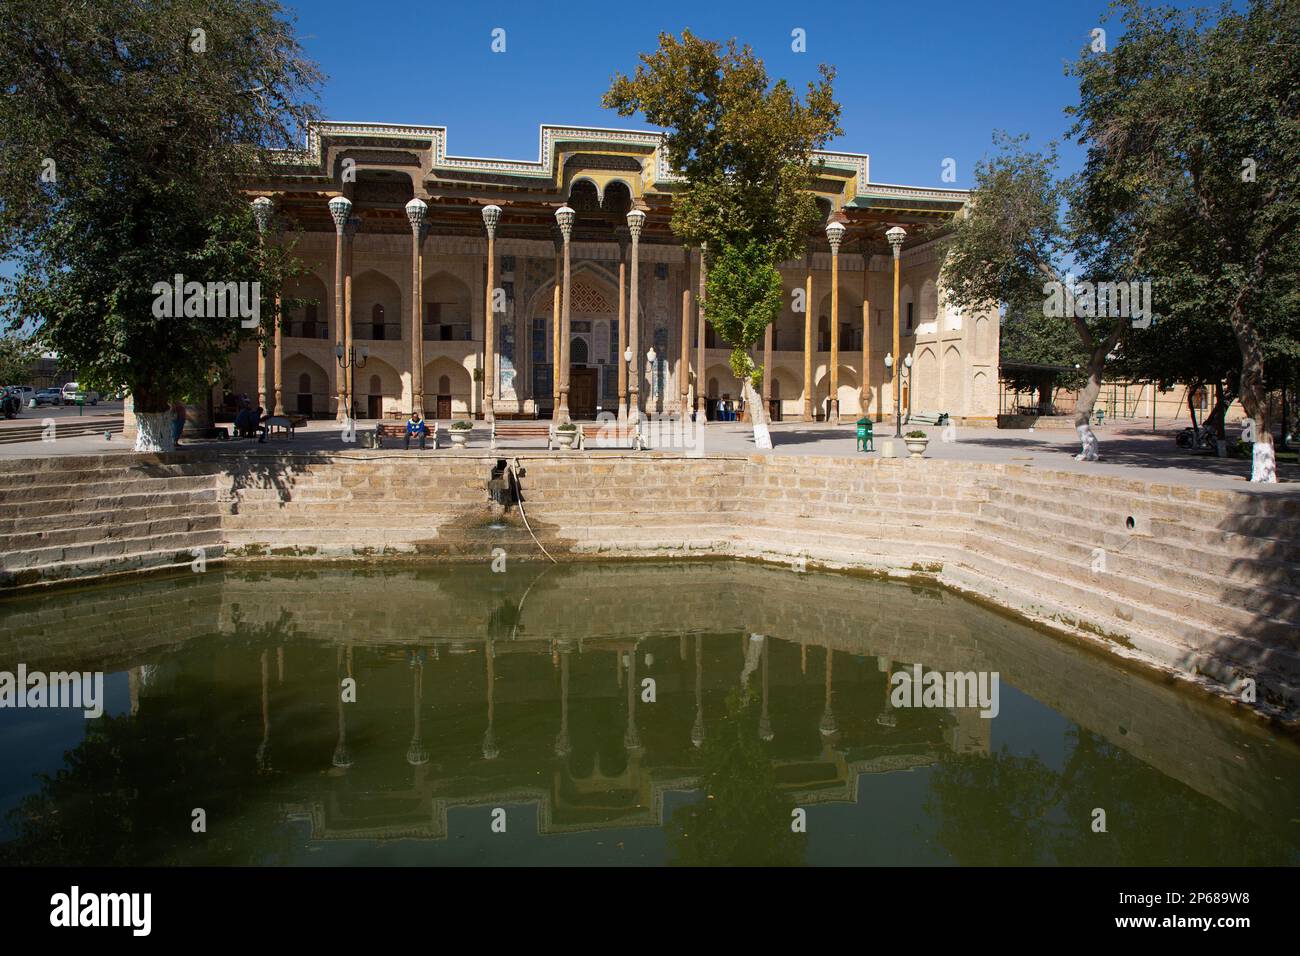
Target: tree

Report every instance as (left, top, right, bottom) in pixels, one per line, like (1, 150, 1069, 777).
(604, 31, 842, 448)
(0, 333, 41, 386)
(943, 134, 1127, 461)
(999, 307, 1089, 413)
(1068, 0, 1300, 481)
(0, 0, 320, 450)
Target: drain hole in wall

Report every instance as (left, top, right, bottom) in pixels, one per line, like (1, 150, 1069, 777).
(1125, 516, 1136, 531)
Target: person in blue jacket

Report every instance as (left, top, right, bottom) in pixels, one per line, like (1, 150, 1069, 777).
(404, 411, 429, 450)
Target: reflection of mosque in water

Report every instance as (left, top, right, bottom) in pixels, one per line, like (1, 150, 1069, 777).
(10, 561, 1294, 853)
(187, 633, 991, 842)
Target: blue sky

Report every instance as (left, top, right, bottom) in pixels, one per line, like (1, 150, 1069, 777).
(289, 0, 1119, 187)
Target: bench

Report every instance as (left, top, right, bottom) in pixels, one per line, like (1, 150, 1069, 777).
(491, 421, 552, 449)
(907, 411, 949, 426)
(581, 420, 645, 450)
(266, 415, 295, 439)
(370, 420, 440, 449)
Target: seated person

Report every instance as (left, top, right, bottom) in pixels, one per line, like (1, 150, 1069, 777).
(234, 405, 269, 442)
(405, 411, 429, 450)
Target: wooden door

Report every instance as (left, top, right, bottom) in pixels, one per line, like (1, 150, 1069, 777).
(437, 394, 451, 419)
(570, 368, 597, 420)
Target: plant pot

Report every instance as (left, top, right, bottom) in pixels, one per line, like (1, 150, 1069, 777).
(450, 430, 470, 446)
(904, 437, 929, 458)
(556, 430, 576, 448)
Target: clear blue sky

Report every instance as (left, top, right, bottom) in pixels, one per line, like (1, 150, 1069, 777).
(290, 0, 1122, 188)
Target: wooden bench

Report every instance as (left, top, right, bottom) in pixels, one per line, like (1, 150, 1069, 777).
(580, 420, 645, 450)
(907, 411, 949, 426)
(371, 420, 440, 449)
(266, 415, 296, 439)
(491, 421, 553, 449)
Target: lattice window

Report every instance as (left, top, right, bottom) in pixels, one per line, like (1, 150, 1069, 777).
(571, 279, 613, 314)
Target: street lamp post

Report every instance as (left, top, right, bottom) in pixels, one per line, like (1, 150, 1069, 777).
(335, 343, 369, 430)
(646, 347, 658, 409)
(885, 226, 907, 437)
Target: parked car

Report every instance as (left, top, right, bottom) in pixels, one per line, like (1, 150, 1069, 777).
(34, 388, 63, 406)
(61, 382, 100, 405)
(6, 385, 34, 405)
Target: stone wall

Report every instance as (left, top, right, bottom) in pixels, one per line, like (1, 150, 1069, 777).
(1, 449, 1296, 712)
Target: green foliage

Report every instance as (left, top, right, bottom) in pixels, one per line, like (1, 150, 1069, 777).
(999, 307, 1088, 391)
(0, 333, 41, 384)
(0, 0, 321, 411)
(668, 688, 806, 866)
(706, 238, 784, 372)
(1066, 0, 1300, 442)
(604, 29, 841, 265)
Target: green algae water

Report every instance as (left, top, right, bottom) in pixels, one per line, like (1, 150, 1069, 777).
(0, 560, 1296, 867)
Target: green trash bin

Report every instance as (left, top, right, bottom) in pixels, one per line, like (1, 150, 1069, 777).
(856, 417, 874, 452)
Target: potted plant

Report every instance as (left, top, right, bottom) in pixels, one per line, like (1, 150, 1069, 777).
(904, 429, 929, 458)
(555, 421, 578, 448)
(450, 420, 473, 446)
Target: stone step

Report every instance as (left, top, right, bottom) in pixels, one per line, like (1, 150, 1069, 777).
(0, 513, 222, 552)
(1, 527, 223, 572)
(972, 506, 1300, 598)
(968, 524, 1300, 641)
(940, 553, 1300, 709)
(0, 543, 228, 591)
(0, 474, 217, 505)
(0, 489, 219, 521)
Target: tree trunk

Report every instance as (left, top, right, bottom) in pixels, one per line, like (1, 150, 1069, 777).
(743, 377, 772, 450)
(1186, 382, 1201, 448)
(134, 411, 175, 453)
(1205, 379, 1235, 440)
(1229, 300, 1275, 482)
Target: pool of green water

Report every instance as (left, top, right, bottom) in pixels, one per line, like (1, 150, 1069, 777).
(0, 560, 1296, 866)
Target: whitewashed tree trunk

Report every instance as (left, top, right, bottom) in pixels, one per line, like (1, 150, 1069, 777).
(134, 411, 175, 453)
(743, 377, 772, 450)
(1075, 423, 1100, 461)
(1252, 430, 1277, 483)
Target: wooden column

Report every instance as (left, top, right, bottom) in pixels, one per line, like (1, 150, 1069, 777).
(556, 206, 575, 424)
(405, 198, 428, 416)
(827, 220, 845, 422)
(552, 235, 562, 412)
(327, 196, 352, 423)
(344, 216, 358, 419)
(482, 205, 501, 426)
(617, 232, 628, 424)
(861, 241, 872, 420)
(695, 246, 706, 419)
(626, 207, 645, 428)
(680, 247, 691, 416)
(251, 197, 275, 415)
(888, 227, 906, 435)
(803, 248, 814, 422)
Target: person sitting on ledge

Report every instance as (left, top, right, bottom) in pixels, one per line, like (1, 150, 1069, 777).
(405, 411, 428, 450)
(234, 404, 268, 443)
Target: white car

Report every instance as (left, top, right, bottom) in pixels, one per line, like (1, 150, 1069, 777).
(7, 385, 34, 404)
(61, 382, 100, 405)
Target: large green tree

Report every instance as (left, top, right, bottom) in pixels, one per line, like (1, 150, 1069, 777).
(1068, 0, 1300, 481)
(0, 0, 319, 450)
(942, 134, 1128, 460)
(604, 31, 841, 448)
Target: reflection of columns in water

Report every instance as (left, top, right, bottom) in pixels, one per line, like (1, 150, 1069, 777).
(257, 649, 271, 771)
(554, 641, 572, 759)
(758, 636, 773, 742)
(482, 639, 499, 761)
(876, 656, 897, 727)
(690, 634, 705, 749)
(819, 645, 838, 737)
(407, 658, 428, 767)
(332, 645, 352, 770)
(128, 666, 141, 717)
(623, 649, 641, 754)
(277, 646, 284, 684)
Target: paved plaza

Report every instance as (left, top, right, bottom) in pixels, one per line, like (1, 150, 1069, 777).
(2, 411, 1294, 493)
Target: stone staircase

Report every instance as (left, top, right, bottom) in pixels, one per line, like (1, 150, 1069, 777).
(0, 455, 223, 588)
(0, 415, 123, 445)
